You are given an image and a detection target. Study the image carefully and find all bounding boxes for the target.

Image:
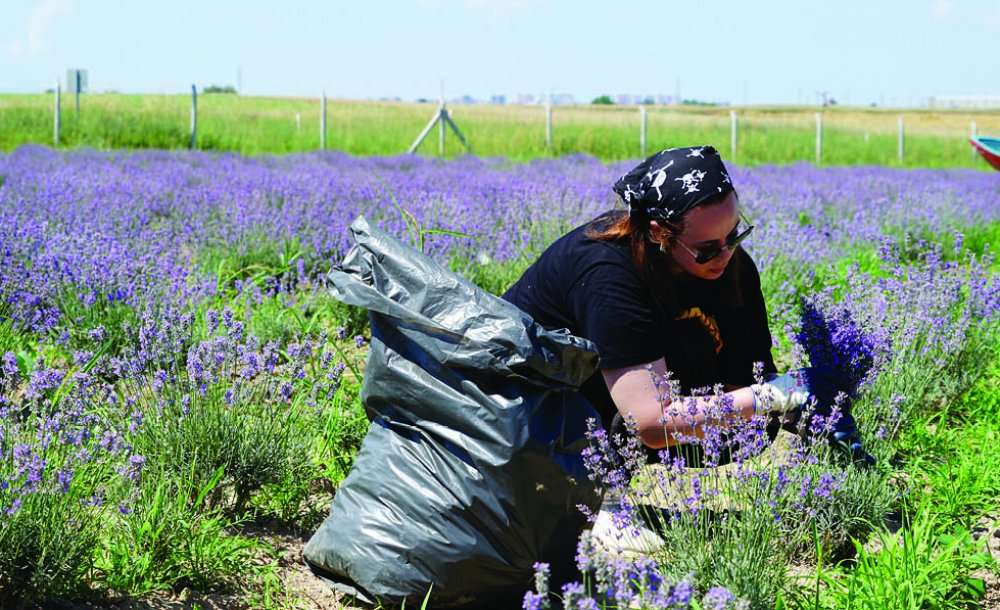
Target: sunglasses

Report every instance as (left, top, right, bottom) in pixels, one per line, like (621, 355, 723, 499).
(675, 214, 754, 265)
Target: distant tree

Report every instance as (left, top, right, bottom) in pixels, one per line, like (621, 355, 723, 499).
(681, 98, 719, 107)
(591, 95, 614, 105)
(204, 84, 237, 94)
(641, 96, 656, 105)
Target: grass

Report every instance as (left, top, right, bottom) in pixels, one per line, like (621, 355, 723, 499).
(2, 93, 1000, 167)
(785, 341, 1000, 610)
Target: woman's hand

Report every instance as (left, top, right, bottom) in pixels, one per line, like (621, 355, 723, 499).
(755, 367, 876, 466)
(751, 367, 844, 415)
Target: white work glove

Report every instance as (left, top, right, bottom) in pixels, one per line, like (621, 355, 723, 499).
(750, 369, 813, 414)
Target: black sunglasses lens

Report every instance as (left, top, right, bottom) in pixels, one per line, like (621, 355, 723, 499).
(695, 248, 721, 264)
(695, 226, 753, 264)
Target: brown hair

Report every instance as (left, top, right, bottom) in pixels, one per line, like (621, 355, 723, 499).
(584, 212, 682, 274)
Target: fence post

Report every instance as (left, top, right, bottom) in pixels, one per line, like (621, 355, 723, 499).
(545, 95, 553, 151)
(295, 112, 301, 131)
(189, 84, 197, 150)
(897, 115, 904, 164)
(729, 110, 737, 161)
(815, 112, 822, 165)
(639, 106, 647, 157)
(320, 91, 327, 150)
(53, 81, 61, 146)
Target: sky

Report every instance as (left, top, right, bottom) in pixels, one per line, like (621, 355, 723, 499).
(2, 0, 999, 106)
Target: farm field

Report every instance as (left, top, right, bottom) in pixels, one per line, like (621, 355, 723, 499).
(1, 145, 999, 609)
(2, 93, 1000, 168)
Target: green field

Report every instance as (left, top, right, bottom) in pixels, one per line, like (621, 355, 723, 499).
(2, 92, 999, 167)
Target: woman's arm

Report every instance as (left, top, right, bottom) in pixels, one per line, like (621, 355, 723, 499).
(602, 358, 757, 449)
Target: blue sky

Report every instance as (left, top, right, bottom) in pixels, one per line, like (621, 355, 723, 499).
(2, 0, 999, 106)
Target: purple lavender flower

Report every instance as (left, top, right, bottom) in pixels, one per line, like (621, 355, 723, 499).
(1, 351, 18, 382)
(796, 299, 883, 395)
(703, 586, 736, 610)
(6, 497, 22, 516)
(87, 325, 107, 343)
(522, 592, 546, 610)
(664, 577, 694, 606)
(812, 472, 840, 500)
(56, 468, 73, 493)
(206, 309, 220, 334)
(531, 562, 550, 600)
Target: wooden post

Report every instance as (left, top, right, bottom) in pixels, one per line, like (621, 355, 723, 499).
(189, 84, 197, 150)
(729, 110, 737, 161)
(815, 112, 822, 165)
(438, 107, 446, 156)
(545, 95, 553, 151)
(320, 91, 327, 150)
(295, 112, 301, 131)
(438, 82, 445, 156)
(53, 81, 61, 146)
(897, 115, 904, 164)
(639, 106, 647, 157)
(75, 71, 81, 117)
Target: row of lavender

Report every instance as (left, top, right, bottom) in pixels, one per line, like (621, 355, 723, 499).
(0, 146, 999, 607)
(2, 145, 999, 334)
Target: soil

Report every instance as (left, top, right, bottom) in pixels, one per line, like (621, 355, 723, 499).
(973, 513, 1000, 610)
(43, 517, 367, 610)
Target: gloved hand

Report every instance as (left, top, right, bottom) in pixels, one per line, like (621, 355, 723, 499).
(754, 367, 876, 467)
(751, 367, 843, 415)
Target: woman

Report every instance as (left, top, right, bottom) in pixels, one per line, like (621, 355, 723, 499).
(502, 145, 839, 453)
(500, 146, 870, 583)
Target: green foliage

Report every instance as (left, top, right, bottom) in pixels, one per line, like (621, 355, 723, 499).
(784, 328, 1000, 609)
(0, 466, 108, 605)
(98, 464, 263, 595)
(51, 284, 138, 357)
(203, 85, 237, 94)
(314, 383, 369, 484)
(2, 93, 995, 167)
(893, 337, 1000, 532)
(0, 302, 35, 363)
(450, 255, 535, 296)
(802, 510, 990, 610)
(199, 233, 309, 294)
(133, 382, 314, 516)
(591, 95, 614, 105)
(0, 404, 124, 607)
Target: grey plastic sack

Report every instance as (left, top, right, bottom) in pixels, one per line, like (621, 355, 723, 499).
(303, 216, 603, 608)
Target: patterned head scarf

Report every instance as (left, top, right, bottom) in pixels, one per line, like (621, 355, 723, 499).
(613, 145, 734, 222)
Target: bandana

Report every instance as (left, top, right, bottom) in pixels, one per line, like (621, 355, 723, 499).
(612, 145, 734, 222)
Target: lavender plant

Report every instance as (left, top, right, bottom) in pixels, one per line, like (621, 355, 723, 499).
(128, 307, 347, 517)
(576, 377, 862, 610)
(0, 360, 134, 604)
(1, 148, 998, 605)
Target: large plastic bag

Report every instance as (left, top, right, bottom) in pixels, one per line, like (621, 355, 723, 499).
(304, 216, 603, 608)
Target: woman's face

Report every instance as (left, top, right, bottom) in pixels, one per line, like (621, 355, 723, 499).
(652, 192, 740, 281)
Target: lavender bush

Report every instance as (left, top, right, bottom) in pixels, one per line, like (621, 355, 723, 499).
(0, 147, 998, 605)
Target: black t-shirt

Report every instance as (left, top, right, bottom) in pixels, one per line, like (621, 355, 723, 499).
(501, 210, 777, 428)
